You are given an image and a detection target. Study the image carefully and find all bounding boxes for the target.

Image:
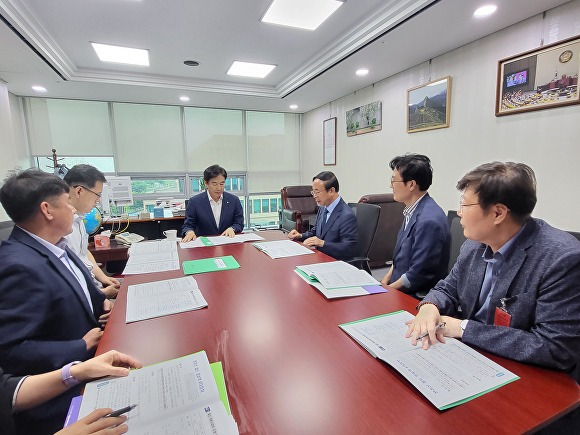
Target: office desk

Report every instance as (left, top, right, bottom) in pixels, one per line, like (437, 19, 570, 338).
(88, 240, 129, 263)
(97, 230, 579, 434)
(100, 216, 184, 240)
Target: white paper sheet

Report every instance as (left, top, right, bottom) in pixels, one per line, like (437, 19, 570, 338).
(296, 261, 379, 288)
(253, 240, 315, 259)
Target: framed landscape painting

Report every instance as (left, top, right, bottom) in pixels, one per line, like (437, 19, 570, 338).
(346, 101, 382, 136)
(496, 35, 580, 116)
(407, 76, 451, 133)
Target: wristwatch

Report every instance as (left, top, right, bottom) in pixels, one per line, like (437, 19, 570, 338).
(460, 319, 468, 335)
(61, 361, 82, 387)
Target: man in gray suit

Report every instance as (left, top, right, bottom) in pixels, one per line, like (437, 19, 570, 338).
(406, 162, 580, 375)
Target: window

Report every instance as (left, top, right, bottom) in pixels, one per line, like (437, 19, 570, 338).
(249, 193, 282, 228)
(35, 156, 115, 174)
(253, 199, 261, 214)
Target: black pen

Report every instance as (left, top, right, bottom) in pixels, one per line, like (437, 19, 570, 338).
(105, 404, 137, 418)
(417, 322, 446, 340)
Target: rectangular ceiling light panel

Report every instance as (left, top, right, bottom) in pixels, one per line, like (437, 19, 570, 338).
(91, 42, 149, 66)
(227, 61, 276, 78)
(261, 0, 343, 31)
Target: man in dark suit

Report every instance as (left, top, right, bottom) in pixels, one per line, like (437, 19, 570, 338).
(288, 171, 357, 261)
(0, 169, 110, 433)
(182, 164, 244, 241)
(381, 154, 450, 298)
(406, 162, 580, 376)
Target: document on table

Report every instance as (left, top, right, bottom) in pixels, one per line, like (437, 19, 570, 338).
(182, 255, 240, 275)
(78, 351, 239, 435)
(253, 239, 315, 259)
(294, 269, 386, 299)
(296, 261, 380, 288)
(123, 240, 180, 275)
(340, 310, 519, 410)
(180, 233, 265, 249)
(126, 276, 208, 323)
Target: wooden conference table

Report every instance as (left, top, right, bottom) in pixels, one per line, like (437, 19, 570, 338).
(97, 230, 579, 434)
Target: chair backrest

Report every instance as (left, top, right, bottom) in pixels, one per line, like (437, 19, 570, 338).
(348, 203, 381, 259)
(358, 193, 404, 267)
(447, 210, 467, 273)
(0, 220, 15, 245)
(567, 231, 580, 242)
(281, 186, 318, 215)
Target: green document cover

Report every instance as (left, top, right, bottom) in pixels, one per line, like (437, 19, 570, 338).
(182, 255, 240, 275)
(210, 361, 232, 415)
(199, 237, 215, 246)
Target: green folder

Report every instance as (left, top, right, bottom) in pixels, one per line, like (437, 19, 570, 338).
(199, 237, 215, 246)
(182, 255, 240, 275)
(210, 361, 231, 415)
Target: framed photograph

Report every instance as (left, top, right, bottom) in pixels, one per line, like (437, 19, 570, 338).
(346, 101, 382, 136)
(323, 117, 336, 166)
(407, 76, 452, 133)
(496, 35, 580, 116)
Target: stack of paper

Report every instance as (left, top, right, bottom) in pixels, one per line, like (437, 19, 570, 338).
(295, 261, 386, 298)
(77, 351, 238, 434)
(180, 233, 265, 249)
(122, 240, 180, 275)
(126, 276, 207, 323)
(253, 239, 315, 259)
(340, 310, 519, 410)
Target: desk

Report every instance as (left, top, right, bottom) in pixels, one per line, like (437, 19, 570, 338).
(97, 230, 579, 434)
(101, 216, 184, 240)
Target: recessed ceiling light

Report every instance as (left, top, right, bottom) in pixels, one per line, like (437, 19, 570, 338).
(227, 61, 276, 78)
(183, 60, 200, 67)
(261, 0, 344, 31)
(32, 85, 47, 92)
(474, 4, 497, 17)
(91, 42, 149, 66)
(289, 104, 298, 110)
(180, 96, 190, 102)
(356, 68, 369, 76)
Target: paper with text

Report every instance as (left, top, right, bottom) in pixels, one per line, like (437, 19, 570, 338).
(253, 240, 315, 259)
(180, 233, 265, 249)
(123, 240, 180, 275)
(297, 261, 379, 288)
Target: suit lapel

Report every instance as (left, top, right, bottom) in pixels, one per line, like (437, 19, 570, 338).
(201, 192, 219, 233)
(218, 194, 231, 232)
(320, 200, 342, 239)
(392, 195, 429, 258)
(463, 245, 487, 317)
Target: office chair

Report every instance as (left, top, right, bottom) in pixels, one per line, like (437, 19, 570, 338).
(347, 203, 381, 274)
(447, 210, 467, 274)
(280, 186, 318, 233)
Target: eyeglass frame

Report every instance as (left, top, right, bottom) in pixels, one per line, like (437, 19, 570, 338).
(458, 195, 480, 212)
(74, 185, 102, 199)
(390, 177, 407, 188)
(310, 188, 328, 197)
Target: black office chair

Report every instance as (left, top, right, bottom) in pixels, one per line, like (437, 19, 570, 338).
(447, 210, 467, 273)
(347, 203, 381, 274)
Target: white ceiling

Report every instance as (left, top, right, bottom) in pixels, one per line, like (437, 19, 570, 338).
(0, 0, 571, 113)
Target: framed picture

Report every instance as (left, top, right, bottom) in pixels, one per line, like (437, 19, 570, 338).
(407, 76, 452, 133)
(496, 35, 580, 116)
(346, 101, 382, 136)
(323, 117, 336, 166)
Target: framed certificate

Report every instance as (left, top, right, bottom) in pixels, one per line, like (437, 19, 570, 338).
(323, 117, 336, 166)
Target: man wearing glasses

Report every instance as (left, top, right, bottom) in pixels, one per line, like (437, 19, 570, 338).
(64, 164, 120, 298)
(381, 154, 450, 299)
(406, 162, 580, 377)
(287, 171, 357, 261)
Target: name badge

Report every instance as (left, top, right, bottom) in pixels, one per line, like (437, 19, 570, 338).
(494, 306, 511, 327)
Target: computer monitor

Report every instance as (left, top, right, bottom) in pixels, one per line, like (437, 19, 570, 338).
(101, 176, 133, 215)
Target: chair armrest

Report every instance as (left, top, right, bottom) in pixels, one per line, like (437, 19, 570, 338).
(281, 209, 303, 232)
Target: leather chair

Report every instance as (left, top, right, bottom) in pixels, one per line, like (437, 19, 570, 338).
(348, 203, 381, 274)
(0, 220, 14, 245)
(357, 194, 404, 268)
(447, 210, 467, 273)
(280, 186, 318, 233)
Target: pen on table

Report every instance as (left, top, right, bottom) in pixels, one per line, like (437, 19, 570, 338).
(105, 404, 138, 418)
(416, 322, 446, 340)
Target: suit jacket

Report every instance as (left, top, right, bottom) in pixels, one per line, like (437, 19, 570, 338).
(301, 197, 357, 261)
(0, 226, 105, 433)
(391, 194, 450, 297)
(182, 191, 244, 237)
(0, 368, 19, 435)
(423, 218, 580, 374)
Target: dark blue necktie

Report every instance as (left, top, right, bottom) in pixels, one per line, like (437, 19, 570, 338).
(318, 208, 329, 236)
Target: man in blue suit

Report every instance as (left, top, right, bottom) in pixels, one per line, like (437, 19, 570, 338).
(381, 154, 450, 299)
(288, 171, 357, 261)
(406, 162, 580, 376)
(0, 170, 109, 433)
(182, 164, 244, 241)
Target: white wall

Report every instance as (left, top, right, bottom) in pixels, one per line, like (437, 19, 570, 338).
(0, 86, 30, 220)
(301, 0, 580, 231)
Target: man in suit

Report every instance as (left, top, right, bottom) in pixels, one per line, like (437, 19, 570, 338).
(288, 171, 357, 261)
(406, 162, 580, 375)
(0, 169, 110, 433)
(381, 154, 450, 298)
(182, 164, 244, 241)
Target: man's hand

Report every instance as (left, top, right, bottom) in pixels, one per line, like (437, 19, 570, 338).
(287, 229, 302, 240)
(405, 304, 445, 350)
(70, 350, 143, 382)
(380, 266, 393, 286)
(101, 284, 119, 298)
(182, 231, 196, 242)
(55, 408, 128, 434)
(221, 227, 235, 238)
(98, 299, 113, 326)
(440, 315, 463, 338)
(83, 328, 103, 351)
(303, 236, 324, 248)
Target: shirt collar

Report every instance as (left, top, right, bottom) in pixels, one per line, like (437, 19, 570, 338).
(325, 195, 341, 215)
(17, 226, 67, 258)
(206, 190, 223, 204)
(403, 192, 427, 218)
(482, 221, 528, 262)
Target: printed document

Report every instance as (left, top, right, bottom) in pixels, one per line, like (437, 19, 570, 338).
(180, 233, 265, 249)
(126, 276, 208, 323)
(253, 240, 315, 259)
(296, 261, 379, 288)
(78, 351, 238, 434)
(123, 240, 180, 274)
(294, 269, 386, 299)
(340, 310, 519, 409)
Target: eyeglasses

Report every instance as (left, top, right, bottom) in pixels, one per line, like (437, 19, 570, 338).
(459, 196, 480, 212)
(310, 189, 327, 196)
(390, 178, 406, 188)
(75, 185, 102, 198)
